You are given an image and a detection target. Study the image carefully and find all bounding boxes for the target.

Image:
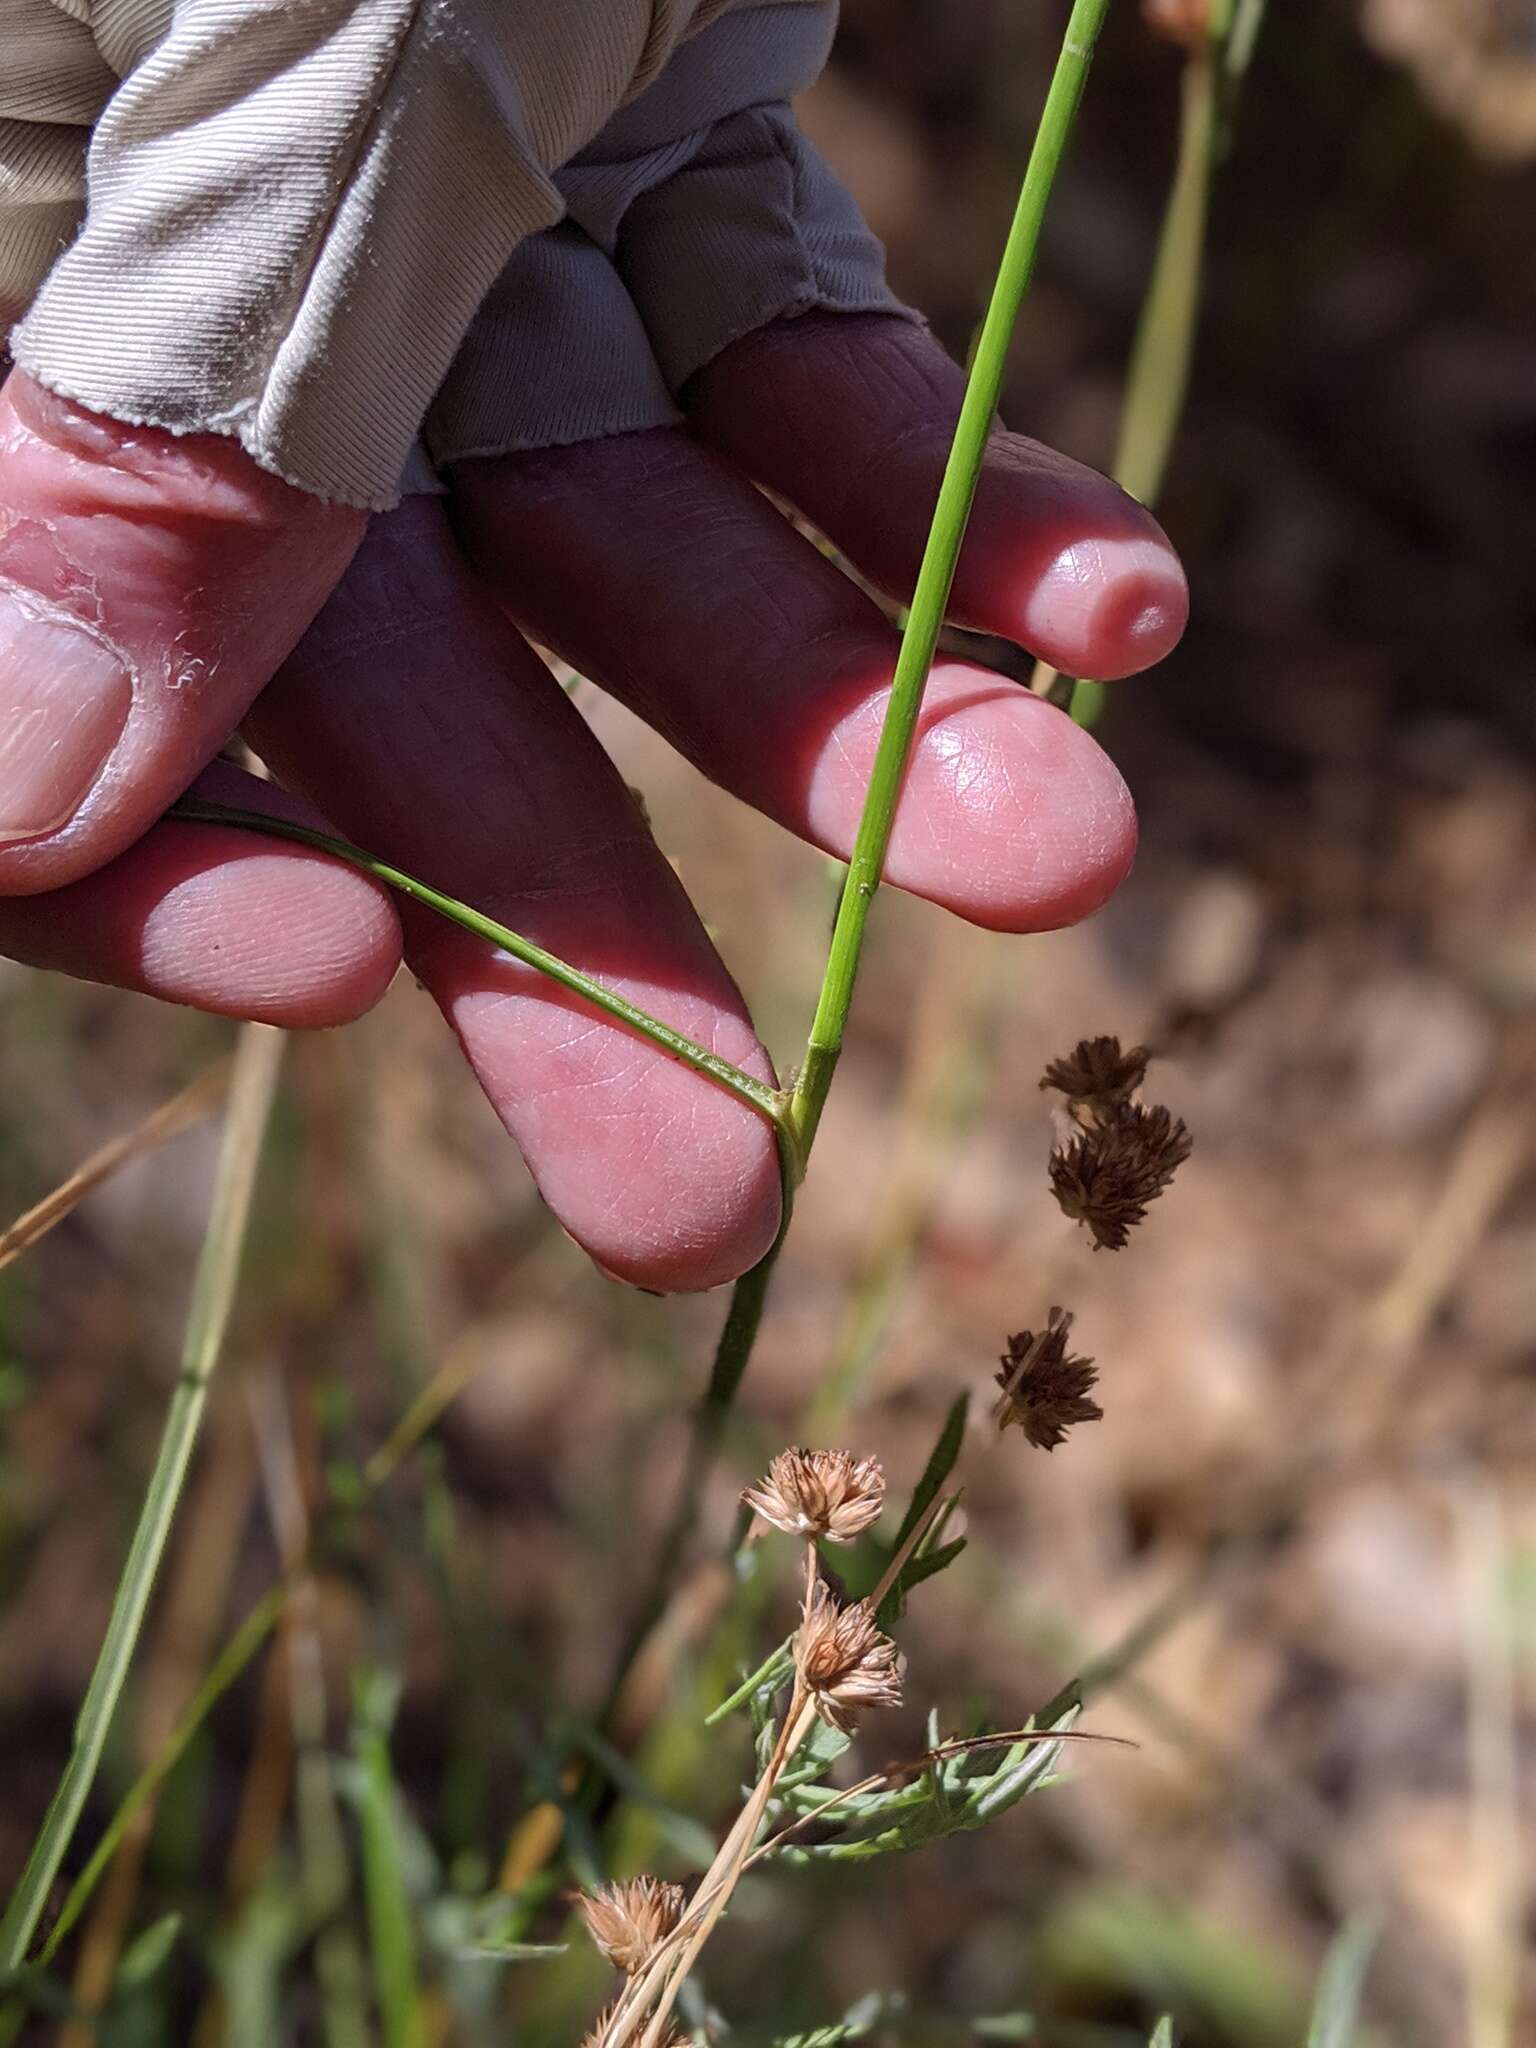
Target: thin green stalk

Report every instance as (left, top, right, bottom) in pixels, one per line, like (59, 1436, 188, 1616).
(37, 1584, 290, 1967)
(354, 1683, 424, 2048)
(1050, 0, 1267, 724)
(0, 1023, 285, 1970)
(587, 0, 1114, 1812)
(787, 0, 1113, 1156)
(167, 798, 784, 1133)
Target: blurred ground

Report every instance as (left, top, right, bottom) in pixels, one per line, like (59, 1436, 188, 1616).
(2, 2, 1535, 2044)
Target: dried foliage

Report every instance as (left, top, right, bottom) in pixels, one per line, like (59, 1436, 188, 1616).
(795, 1580, 905, 1736)
(1048, 1100, 1194, 1251)
(744, 1449, 886, 1544)
(579, 1877, 687, 1976)
(994, 1309, 1103, 1451)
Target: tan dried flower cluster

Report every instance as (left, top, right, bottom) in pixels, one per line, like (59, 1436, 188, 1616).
(577, 1876, 686, 1976)
(795, 1579, 904, 1735)
(1042, 1036, 1191, 1250)
(994, 1308, 1102, 1451)
(743, 1448, 885, 1544)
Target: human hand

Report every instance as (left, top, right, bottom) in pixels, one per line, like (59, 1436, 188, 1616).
(0, 5, 1186, 1293)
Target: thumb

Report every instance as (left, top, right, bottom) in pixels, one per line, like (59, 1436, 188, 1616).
(0, 371, 363, 894)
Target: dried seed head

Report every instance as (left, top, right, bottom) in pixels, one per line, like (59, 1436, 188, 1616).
(577, 1876, 686, 1976)
(795, 1579, 904, 1735)
(1040, 1035, 1150, 1118)
(994, 1308, 1103, 1452)
(1142, 0, 1210, 49)
(581, 2005, 689, 2048)
(743, 1448, 886, 1544)
(1049, 1101, 1193, 1250)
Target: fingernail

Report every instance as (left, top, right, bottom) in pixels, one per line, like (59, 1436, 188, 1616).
(0, 598, 132, 843)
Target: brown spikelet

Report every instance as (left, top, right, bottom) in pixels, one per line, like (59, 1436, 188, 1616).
(743, 1448, 885, 1544)
(994, 1308, 1103, 1451)
(1040, 1035, 1151, 1118)
(795, 1579, 904, 1735)
(581, 2004, 689, 2048)
(577, 1876, 686, 1976)
(1049, 1101, 1193, 1250)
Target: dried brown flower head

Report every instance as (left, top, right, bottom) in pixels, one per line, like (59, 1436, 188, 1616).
(994, 1308, 1103, 1451)
(577, 1876, 686, 1976)
(1049, 1101, 1193, 1250)
(743, 1448, 885, 1544)
(1040, 1035, 1150, 1118)
(795, 1579, 904, 1735)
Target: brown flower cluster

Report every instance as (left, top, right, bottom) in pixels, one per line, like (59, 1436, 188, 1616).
(1042, 1036, 1191, 1250)
(743, 1448, 885, 1544)
(1040, 1034, 1149, 1117)
(577, 1876, 686, 1976)
(994, 1308, 1102, 1451)
(795, 1579, 904, 1735)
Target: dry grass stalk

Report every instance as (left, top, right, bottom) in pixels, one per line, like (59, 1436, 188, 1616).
(0, 1058, 230, 1273)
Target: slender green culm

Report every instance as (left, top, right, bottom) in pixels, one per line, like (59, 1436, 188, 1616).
(167, 798, 785, 1133)
(1063, 0, 1267, 725)
(787, 0, 1113, 1157)
(0, 1023, 285, 1971)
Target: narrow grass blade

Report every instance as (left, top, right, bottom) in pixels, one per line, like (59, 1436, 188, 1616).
(38, 1583, 288, 1966)
(353, 1680, 425, 2048)
(1306, 1918, 1377, 2048)
(0, 1023, 284, 1970)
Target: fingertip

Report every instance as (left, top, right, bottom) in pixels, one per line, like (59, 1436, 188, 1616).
(809, 662, 1137, 933)
(135, 839, 402, 1026)
(1017, 525, 1189, 682)
(447, 978, 783, 1294)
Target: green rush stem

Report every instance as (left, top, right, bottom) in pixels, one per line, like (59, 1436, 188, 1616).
(166, 799, 786, 1134)
(585, 0, 1114, 1817)
(0, 1022, 285, 1972)
(787, 0, 1113, 1157)
(1109, 8, 1226, 507)
(1055, 0, 1264, 723)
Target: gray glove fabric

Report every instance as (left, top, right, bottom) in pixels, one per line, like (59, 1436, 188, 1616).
(0, 0, 909, 508)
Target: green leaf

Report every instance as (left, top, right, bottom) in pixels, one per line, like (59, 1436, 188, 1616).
(771, 1990, 888, 2045)
(351, 1678, 425, 2048)
(1148, 2021, 1175, 2048)
(118, 1912, 182, 1988)
(890, 1396, 968, 1556)
(1307, 1920, 1377, 2048)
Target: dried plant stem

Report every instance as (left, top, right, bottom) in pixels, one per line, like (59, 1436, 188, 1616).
(0, 1023, 285, 1972)
(0, 1056, 230, 1272)
(604, 1546, 822, 2048)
